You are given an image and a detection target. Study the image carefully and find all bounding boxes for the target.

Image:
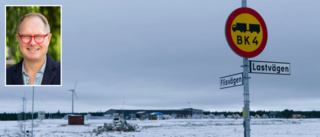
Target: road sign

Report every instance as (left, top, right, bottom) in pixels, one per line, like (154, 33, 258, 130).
(220, 73, 243, 89)
(225, 7, 268, 58)
(250, 60, 291, 75)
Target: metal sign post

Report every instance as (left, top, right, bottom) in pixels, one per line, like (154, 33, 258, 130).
(243, 58, 250, 137)
(225, 0, 269, 136)
(241, 1, 250, 137)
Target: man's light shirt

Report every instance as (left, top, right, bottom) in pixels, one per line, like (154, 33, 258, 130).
(22, 57, 47, 85)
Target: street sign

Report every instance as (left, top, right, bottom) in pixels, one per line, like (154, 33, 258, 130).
(250, 60, 291, 75)
(220, 73, 243, 89)
(225, 7, 268, 58)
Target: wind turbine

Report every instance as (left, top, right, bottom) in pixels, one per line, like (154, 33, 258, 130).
(68, 81, 78, 114)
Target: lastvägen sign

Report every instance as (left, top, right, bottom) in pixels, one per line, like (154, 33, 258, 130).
(220, 73, 243, 89)
(250, 60, 291, 75)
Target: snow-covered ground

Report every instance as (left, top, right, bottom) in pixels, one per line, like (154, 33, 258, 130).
(1, 118, 320, 137)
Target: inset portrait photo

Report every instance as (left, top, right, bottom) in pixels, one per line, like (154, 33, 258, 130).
(5, 5, 62, 86)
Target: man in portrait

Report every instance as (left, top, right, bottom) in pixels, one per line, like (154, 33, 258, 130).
(6, 13, 61, 85)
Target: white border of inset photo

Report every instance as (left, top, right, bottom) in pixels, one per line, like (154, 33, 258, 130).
(5, 5, 62, 87)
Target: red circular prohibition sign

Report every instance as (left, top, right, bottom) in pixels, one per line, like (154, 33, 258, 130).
(225, 7, 268, 58)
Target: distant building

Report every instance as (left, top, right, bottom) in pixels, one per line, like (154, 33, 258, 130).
(105, 108, 203, 119)
(234, 114, 240, 119)
(136, 111, 148, 120)
(269, 111, 282, 118)
(254, 114, 261, 119)
(68, 115, 84, 125)
(261, 114, 269, 119)
(292, 114, 303, 119)
(217, 114, 225, 119)
(227, 115, 233, 118)
(37, 111, 45, 120)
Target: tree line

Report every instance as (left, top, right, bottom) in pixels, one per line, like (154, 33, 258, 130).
(1, 109, 320, 121)
(0, 111, 105, 121)
(206, 109, 320, 118)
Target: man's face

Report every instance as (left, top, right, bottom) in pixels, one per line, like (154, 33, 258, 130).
(16, 16, 51, 62)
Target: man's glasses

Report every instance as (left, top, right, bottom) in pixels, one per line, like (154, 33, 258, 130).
(18, 34, 49, 44)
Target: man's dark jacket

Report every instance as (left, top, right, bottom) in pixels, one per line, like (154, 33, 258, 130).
(6, 54, 61, 85)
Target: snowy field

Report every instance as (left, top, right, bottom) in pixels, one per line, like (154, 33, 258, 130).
(1, 118, 320, 137)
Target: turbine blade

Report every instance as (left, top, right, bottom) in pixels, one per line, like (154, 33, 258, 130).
(74, 81, 78, 90)
(74, 91, 78, 100)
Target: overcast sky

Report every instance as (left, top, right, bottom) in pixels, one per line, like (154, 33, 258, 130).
(0, 0, 319, 113)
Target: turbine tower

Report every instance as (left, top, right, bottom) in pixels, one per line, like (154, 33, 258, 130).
(68, 81, 78, 114)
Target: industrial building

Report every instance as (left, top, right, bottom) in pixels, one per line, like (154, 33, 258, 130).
(105, 108, 203, 119)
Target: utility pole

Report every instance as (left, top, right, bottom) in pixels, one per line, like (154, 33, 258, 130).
(31, 86, 35, 137)
(22, 96, 26, 137)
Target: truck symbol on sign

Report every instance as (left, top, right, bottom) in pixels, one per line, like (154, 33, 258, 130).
(232, 23, 260, 33)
